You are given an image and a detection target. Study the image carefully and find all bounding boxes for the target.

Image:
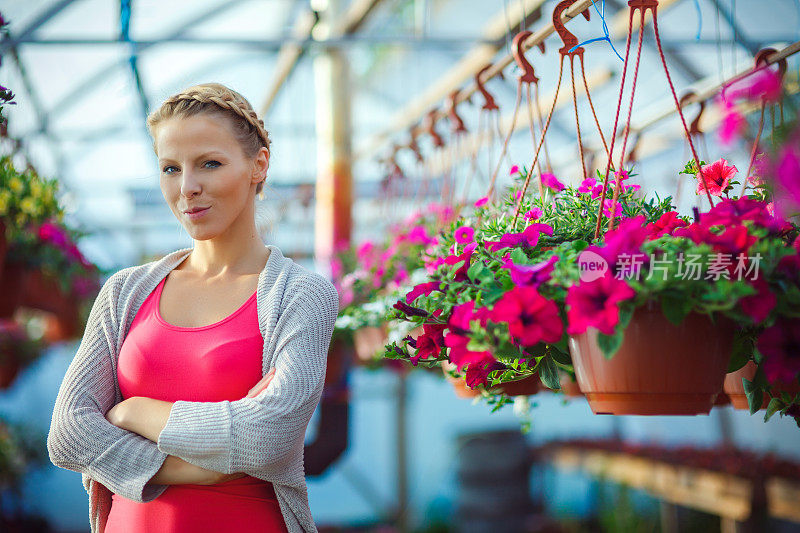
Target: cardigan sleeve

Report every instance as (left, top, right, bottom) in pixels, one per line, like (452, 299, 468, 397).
(46, 271, 171, 502)
(155, 272, 339, 485)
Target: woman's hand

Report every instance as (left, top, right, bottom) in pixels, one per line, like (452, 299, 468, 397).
(245, 367, 276, 398)
(203, 470, 249, 485)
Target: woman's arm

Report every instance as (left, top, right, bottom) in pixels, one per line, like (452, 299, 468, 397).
(110, 369, 277, 485)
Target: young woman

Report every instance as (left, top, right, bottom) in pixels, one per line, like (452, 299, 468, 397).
(47, 83, 339, 533)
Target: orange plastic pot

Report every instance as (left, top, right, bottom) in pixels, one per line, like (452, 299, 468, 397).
(353, 325, 388, 363)
(724, 361, 800, 411)
(494, 374, 541, 396)
(568, 305, 735, 415)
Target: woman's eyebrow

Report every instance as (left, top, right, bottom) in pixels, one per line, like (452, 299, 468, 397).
(158, 151, 225, 164)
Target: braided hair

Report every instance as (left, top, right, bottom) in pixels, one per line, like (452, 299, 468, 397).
(147, 83, 271, 195)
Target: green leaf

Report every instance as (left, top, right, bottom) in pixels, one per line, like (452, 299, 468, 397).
(661, 294, 690, 326)
(537, 355, 560, 390)
(597, 330, 624, 360)
(727, 335, 752, 373)
(764, 398, 783, 422)
(510, 248, 528, 264)
(743, 378, 764, 415)
(550, 345, 572, 366)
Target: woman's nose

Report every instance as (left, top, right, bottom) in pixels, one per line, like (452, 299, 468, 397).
(180, 169, 202, 197)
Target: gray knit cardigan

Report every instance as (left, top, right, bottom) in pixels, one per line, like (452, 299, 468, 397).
(46, 244, 339, 533)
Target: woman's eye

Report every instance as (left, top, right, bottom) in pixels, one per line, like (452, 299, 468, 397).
(204, 160, 221, 168)
(162, 165, 179, 174)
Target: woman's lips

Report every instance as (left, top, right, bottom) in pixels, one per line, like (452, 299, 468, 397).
(185, 206, 210, 220)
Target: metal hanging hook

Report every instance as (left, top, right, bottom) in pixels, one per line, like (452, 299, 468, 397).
(678, 91, 706, 137)
(475, 64, 499, 111)
(447, 89, 469, 135)
(424, 108, 445, 149)
(553, 0, 592, 58)
(512, 30, 538, 84)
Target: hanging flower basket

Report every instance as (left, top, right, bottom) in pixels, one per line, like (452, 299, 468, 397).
(0, 262, 25, 320)
(493, 374, 541, 396)
(724, 361, 800, 411)
(569, 304, 735, 415)
(558, 371, 584, 398)
(21, 269, 81, 341)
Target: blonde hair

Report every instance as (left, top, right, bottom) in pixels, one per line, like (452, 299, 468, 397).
(147, 82, 271, 195)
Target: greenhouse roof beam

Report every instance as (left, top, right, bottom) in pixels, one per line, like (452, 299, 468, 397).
(259, 0, 385, 116)
(0, 0, 78, 55)
(44, 0, 249, 122)
(706, 0, 760, 56)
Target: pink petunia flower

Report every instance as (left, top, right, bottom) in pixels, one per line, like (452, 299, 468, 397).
(490, 286, 563, 346)
(645, 211, 689, 239)
(524, 207, 543, 220)
(484, 223, 554, 252)
(454, 225, 475, 244)
(566, 274, 635, 335)
(510, 165, 520, 176)
(578, 177, 597, 194)
(502, 255, 558, 288)
(541, 172, 566, 192)
(474, 196, 489, 208)
(697, 158, 738, 197)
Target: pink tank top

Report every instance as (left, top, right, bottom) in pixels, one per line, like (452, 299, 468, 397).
(106, 275, 288, 533)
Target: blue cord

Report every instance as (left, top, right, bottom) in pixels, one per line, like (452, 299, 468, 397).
(693, 0, 702, 40)
(567, 0, 624, 62)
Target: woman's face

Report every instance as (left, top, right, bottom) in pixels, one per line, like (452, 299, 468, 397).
(155, 114, 267, 240)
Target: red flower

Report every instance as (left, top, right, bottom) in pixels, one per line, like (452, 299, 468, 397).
(465, 355, 506, 388)
(696, 158, 737, 197)
(411, 320, 447, 365)
(490, 286, 563, 346)
(758, 319, 800, 384)
(448, 300, 490, 332)
(646, 211, 688, 239)
(566, 274, 635, 335)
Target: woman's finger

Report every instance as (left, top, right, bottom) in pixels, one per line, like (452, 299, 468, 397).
(245, 368, 276, 398)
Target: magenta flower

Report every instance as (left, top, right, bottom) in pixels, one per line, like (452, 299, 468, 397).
(724, 66, 782, 104)
(578, 177, 597, 194)
(524, 207, 543, 220)
(448, 300, 491, 332)
(454, 225, 475, 244)
(739, 278, 776, 324)
(566, 274, 636, 335)
(502, 255, 558, 288)
(403, 225, 436, 246)
(444, 247, 475, 281)
(758, 319, 800, 384)
(484, 223, 554, 252)
(541, 172, 565, 192)
(588, 216, 649, 276)
(445, 332, 494, 371)
(602, 198, 622, 218)
(773, 141, 800, 219)
(490, 286, 563, 346)
(716, 97, 747, 146)
(405, 281, 444, 303)
(474, 196, 489, 208)
(510, 165, 520, 175)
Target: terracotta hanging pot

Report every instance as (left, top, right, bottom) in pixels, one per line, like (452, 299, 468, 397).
(0, 218, 7, 280)
(0, 262, 26, 320)
(22, 270, 81, 341)
(724, 361, 800, 411)
(353, 325, 388, 363)
(494, 374, 541, 396)
(568, 304, 735, 415)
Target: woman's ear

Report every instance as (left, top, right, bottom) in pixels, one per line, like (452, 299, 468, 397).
(252, 147, 269, 184)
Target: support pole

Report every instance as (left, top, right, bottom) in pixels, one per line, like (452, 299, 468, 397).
(313, 0, 353, 275)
